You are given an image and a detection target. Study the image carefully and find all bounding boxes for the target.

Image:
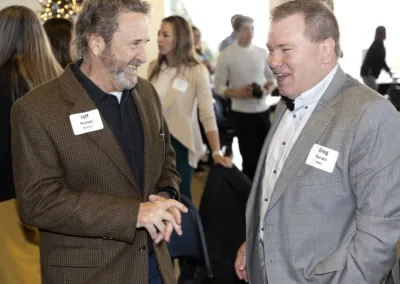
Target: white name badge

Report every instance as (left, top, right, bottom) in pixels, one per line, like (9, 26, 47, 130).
(306, 144, 339, 173)
(69, 109, 104, 136)
(172, 79, 189, 93)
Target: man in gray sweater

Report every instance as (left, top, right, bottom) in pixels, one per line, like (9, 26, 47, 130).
(214, 15, 275, 180)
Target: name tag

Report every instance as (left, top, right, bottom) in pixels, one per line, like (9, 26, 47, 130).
(306, 144, 338, 173)
(172, 79, 189, 93)
(69, 109, 104, 135)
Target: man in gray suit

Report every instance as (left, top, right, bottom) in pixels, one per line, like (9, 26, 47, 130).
(234, 0, 400, 283)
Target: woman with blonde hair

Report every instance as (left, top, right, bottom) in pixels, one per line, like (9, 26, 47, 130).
(0, 5, 62, 283)
(149, 15, 231, 200)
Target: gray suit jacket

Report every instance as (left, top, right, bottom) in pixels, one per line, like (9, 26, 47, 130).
(246, 67, 400, 284)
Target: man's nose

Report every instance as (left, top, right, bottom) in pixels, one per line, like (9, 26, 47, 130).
(268, 53, 282, 69)
(137, 45, 147, 64)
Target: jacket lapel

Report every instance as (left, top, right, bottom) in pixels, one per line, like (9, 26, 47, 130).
(131, 80, 152, 199)
(58, 67, 139, 191)
(267, 67, 349, 213)
(246, 100, 287, 227)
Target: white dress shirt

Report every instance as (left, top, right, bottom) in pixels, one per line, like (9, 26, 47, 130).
(259, 65, 339, 240)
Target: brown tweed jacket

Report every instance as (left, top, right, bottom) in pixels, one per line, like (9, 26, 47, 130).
(11, 66, 180, 284)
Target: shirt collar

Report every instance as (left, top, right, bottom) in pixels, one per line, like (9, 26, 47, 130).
(71, 59, 132, 105)
(293, 64, 339, 111)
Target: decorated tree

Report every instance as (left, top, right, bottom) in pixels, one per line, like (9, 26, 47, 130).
(38, 0, 79, 22)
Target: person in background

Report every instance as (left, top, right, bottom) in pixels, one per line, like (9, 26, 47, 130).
(235, 1, 400, 283)
(0, 5, 62, 284)
(214, 14, 275, 181)
(218, 14, 241, 52)
(192, 25, 214, 75)
(149, 15, 231, 200)
(11, 1, 188, 283)
(43, 17, 73, 69)
(361, 26, 392, 90)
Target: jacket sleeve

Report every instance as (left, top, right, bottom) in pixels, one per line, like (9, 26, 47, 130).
(195, 65, 218, 134)
(11, 100, 141, 245)
(213, 51, 230, 96)
(377, 41, 391, 73)
(339, 99, 400, 283)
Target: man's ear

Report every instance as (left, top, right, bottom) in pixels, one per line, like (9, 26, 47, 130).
(88, 34, 106, 57)
(320, 38, 335, 64)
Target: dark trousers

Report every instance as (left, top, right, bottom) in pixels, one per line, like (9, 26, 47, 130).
(231, 110, 271, 181)
(149, 254, 163, 284)
(170, 136, 194, 200)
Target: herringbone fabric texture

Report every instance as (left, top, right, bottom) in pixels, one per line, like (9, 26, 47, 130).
(11, 65, 180, 284)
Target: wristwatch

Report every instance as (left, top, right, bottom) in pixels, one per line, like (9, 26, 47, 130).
(212, 150, 223, 158)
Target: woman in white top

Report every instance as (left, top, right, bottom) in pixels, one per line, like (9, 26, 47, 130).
(148, 15, 231, 200)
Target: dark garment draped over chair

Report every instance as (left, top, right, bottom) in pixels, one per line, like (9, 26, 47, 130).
(199, 164, 251, 283)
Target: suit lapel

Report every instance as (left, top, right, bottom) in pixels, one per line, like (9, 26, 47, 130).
(267, 67, 349, 213)
(58, 67, 139, 191)
(131, 82, 152, 199)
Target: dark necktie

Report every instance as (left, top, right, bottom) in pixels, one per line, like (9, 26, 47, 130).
(281, 96, 295, 111)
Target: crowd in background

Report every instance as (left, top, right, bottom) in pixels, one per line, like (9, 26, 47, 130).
(0, 0, 399, 283)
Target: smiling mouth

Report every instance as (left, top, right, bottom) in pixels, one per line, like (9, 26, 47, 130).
(275, 73, 289, 83)
(127, 64, 137, 71)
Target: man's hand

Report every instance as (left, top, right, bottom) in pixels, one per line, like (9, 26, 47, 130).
(137, 196, 188, 244)
(235, 242, 248, 282)
(263, 81, 276, 95)
(149, 194, 185, 243)
(234, 84, 253, 98)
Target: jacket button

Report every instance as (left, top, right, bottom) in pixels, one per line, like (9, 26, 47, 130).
(139, 245, 147, 252)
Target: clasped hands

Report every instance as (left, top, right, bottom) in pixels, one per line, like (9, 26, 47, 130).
(136, 195, 188, 244)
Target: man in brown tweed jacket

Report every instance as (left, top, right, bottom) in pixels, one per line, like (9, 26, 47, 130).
(11, 1, 188, 283)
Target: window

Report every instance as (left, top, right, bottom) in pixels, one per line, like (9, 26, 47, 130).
(169, 0, 270, 54)
(335, 0, 400, 80)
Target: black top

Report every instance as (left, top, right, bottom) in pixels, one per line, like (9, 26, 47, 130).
(71, 62, 145, 192)
(0, 59, 29, 203)
(71, 63, 157, 254)
(360, 39, 391, 78)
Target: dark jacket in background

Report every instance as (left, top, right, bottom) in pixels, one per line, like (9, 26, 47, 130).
(361, 39, 390, 78)
(0, 59, 29, 202)
(199, 164, 251, 283)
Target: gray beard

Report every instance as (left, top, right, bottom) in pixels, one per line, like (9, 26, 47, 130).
(100, 49, 137, 90)
(112, 70, 136, 90)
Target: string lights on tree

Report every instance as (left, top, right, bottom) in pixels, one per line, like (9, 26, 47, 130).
(38, 0, 79, 22)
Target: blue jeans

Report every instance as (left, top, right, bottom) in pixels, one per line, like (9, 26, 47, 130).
(149, 254, 163, 284)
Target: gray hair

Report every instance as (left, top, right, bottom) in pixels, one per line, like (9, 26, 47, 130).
(74, 0, 151, 58)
